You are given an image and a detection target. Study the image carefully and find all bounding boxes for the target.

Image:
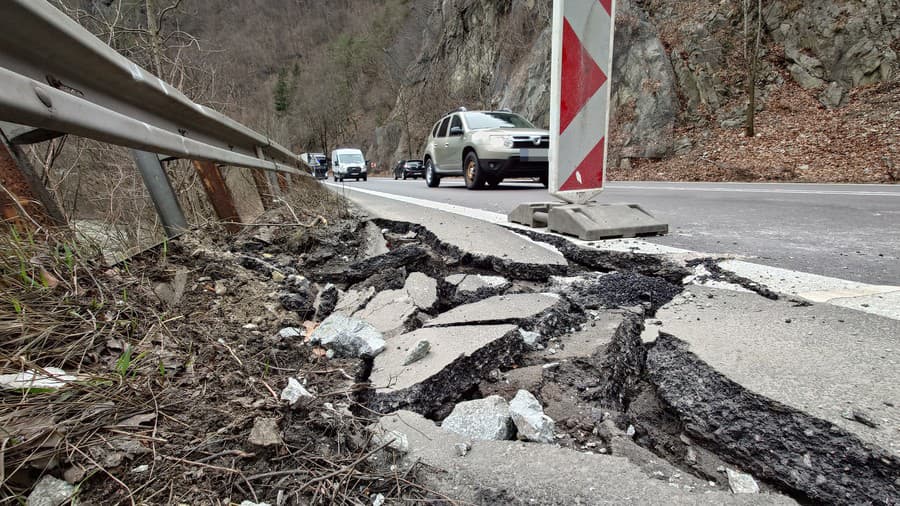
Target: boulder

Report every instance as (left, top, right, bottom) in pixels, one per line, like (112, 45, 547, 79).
(509, 390, 556, 443)
(441, 396, 515, 441)
(309, 313, 385, 358)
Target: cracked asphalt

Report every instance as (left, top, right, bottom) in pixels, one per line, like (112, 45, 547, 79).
(331, 178, 900, 285)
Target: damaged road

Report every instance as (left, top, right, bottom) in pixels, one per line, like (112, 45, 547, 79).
(310, 188, 900, 505)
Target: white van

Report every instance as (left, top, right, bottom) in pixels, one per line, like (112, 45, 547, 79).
(331, 148, 367, 182)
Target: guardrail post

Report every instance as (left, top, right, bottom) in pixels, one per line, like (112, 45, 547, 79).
(266, 171, 282, 198)
(277, 172, 289, 192)
(251, 170, 274, 210)
(132, 150, 188, 239)
(0, 130, 66, 229)
(191, 160, 242, 233)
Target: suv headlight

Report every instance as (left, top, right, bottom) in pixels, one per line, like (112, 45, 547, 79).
(489, 135, 514, 149)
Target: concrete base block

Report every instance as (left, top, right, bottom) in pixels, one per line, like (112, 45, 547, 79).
(508, 202, 565, 227)
(548, 203, 668, 240)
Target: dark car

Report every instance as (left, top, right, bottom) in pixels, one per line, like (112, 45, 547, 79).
(393, 159, 425, 180)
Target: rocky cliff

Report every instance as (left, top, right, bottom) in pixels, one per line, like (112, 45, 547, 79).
(370, 0, 899, 182)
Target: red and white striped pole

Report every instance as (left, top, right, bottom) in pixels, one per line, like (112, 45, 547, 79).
(549, 0, 616, 204)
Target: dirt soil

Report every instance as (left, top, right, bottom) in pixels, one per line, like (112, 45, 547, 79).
(1, 200, 440, 505)
(609, 72, 900, 184)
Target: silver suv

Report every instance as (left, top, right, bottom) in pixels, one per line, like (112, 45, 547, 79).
(422, 108, 549, 189)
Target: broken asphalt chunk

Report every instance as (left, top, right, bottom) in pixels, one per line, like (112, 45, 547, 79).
(374, 410, 796, 505)
(424, 293, 564, 328)
(366, 324, 524, 416)
(309, 313, 385, 358)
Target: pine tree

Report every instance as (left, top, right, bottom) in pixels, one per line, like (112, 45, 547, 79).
(274, 68, 291, 114)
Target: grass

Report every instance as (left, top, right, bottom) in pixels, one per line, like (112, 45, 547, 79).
(0, 223, 162, 500)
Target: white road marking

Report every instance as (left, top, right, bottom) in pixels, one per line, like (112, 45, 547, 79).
(608, 185, 900, 197)
(326, 182, 900, 320)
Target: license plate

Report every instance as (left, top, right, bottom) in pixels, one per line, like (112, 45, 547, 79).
(520, 148, 548, 161)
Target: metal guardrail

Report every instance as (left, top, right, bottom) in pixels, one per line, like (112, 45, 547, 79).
(0, 0, 301, 174)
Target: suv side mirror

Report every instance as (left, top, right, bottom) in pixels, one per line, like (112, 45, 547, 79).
(449, 126, 463, 136)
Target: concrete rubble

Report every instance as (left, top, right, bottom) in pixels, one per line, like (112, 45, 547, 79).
(262, 208, 897, 504)
(402, 339, 430, 365)
(308, 313, 385, 358)
(727, 469, 761, 494)
(248, 417, 282, 447)
(280, 377, 314, 405)
(508, 390, 555, 443)
(374, 411, 795, 505)
(25, 475, 75, 506)
(441, 396, 516, 441)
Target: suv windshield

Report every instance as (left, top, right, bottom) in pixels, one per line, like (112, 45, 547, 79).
(405, 160, 423, 167)
(338, 153, 364, 164)
(463, 112, 535, 130)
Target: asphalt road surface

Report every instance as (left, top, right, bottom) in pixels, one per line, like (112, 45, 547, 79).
(337, 177, 900, 285)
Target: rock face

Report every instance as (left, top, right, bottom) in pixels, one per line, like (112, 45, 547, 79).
(508, 390, 555, 443)
(610, 0, 678, 159)
(441, 396, 516, 441)
(308, 313, 386, 358)
(766, 1, 898, 95)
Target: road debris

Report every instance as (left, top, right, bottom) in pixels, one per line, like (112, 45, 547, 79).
(441, 396, 516, 441)
(509, 390, 555, 443)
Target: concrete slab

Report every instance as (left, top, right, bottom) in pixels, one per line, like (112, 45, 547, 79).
(373, 411, 795, 505)
(548, 203, 668, 240)
(332, 186, 567, 279)
(643, 285, 900, 456)
(425, 293, 561, 328)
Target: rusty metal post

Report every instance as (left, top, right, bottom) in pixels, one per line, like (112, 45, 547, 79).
(251, 169, 274, 210)
(266, 170, 282, 198)
(0, 130, 66, 229)
(191, 160, 242, 233)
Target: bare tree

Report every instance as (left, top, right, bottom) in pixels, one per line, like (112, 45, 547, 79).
(745, 0, 763, 137)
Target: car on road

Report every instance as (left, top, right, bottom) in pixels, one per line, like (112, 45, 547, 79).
(331, 148, 367, 182)
(394, 159, 425, 180)
(422, 108, 549, 189)
(300, 152, 328, 179)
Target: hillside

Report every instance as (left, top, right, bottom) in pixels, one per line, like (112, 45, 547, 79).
(59, 0, 899, 183)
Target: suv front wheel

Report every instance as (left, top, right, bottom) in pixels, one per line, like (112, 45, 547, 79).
(425, 159, 440, 188)
(464, 152, 485, 190)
